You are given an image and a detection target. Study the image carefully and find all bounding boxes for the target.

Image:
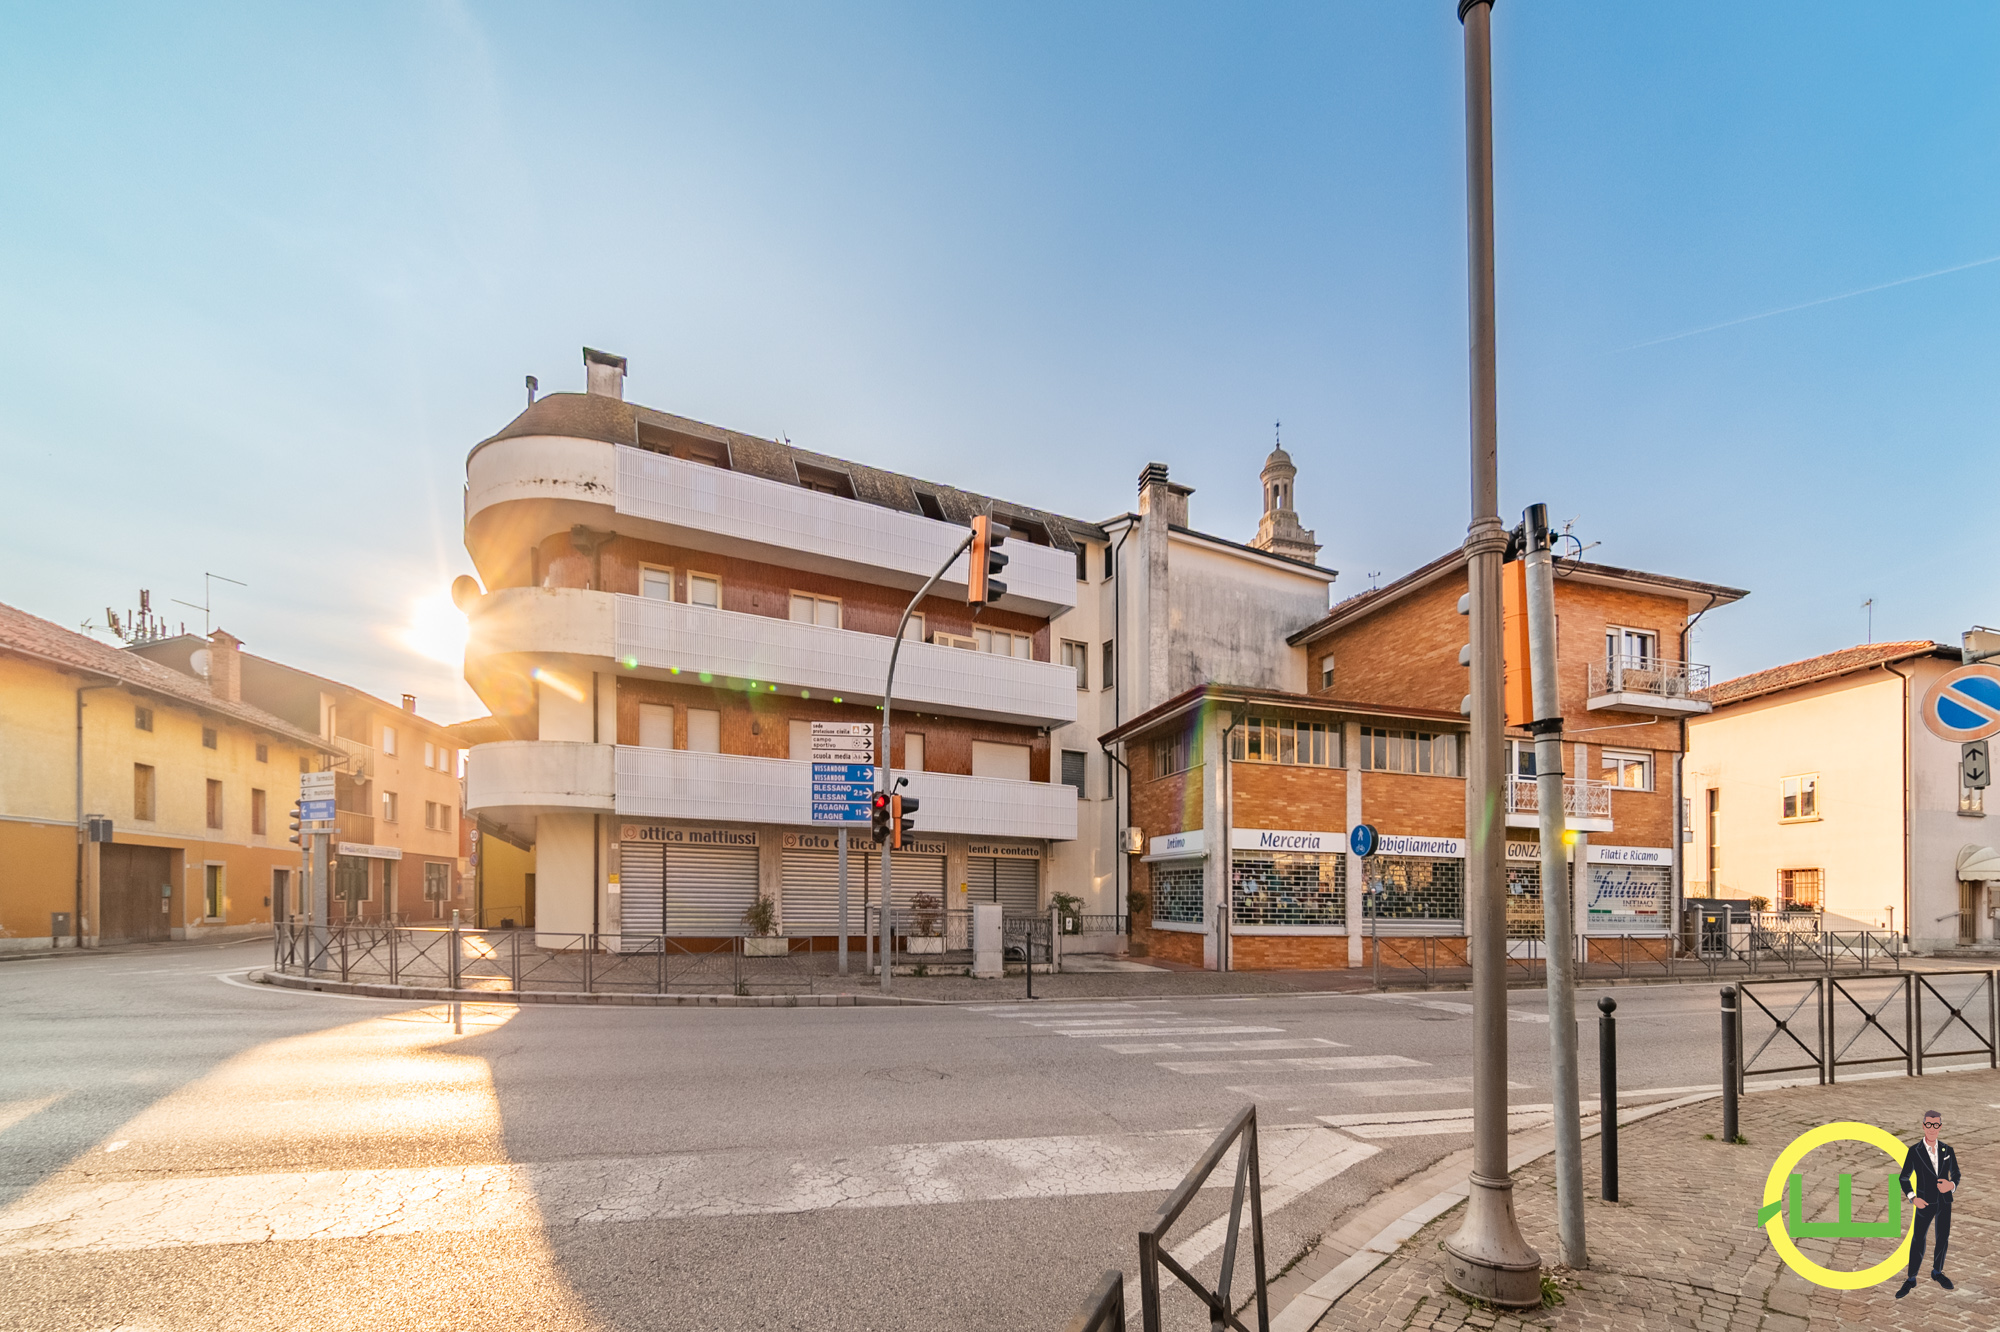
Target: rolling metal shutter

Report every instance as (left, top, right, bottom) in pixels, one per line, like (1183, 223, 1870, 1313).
(781, 851, 851, 932)
(664, 844, 761, 935)
(969, 856, 1039, 916)
(620, 844, 665, 936)
(885, 853, 946, 907)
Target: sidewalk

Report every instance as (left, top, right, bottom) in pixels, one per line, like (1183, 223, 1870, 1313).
(1319, 1068, 1999, 1331)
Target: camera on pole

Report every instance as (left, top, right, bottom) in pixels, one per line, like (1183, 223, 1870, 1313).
(967, 511, 1010, 605)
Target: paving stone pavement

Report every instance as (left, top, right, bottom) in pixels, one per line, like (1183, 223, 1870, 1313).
(1323, 1069, 1999, 1331)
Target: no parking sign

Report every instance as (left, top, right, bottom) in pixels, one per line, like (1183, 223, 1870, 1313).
(1921, 664, 2000, 742)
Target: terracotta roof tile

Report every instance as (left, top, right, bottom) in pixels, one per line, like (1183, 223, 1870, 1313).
(1703, 640, 1952, 707)
(0, 601, 333, 752)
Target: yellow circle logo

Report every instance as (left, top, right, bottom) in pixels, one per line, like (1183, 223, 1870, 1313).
(1758, 1121, 1913, 1290)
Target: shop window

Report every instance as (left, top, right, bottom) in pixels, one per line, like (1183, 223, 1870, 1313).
(1234, 852, 1345, 926)
(1359, 856, 1464, 922)
(1602, 750, 1653, 791)
(1781, 774, 1819, 821)
(1151, 862, 1204, 924)
(1360, 727, 1461, 776)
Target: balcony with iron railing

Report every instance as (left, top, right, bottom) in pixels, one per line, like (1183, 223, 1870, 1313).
(1587, 655, 1712, 717)
(1505, 775, 1613, 831)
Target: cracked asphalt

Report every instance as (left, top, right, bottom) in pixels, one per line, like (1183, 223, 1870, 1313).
(0, 938, 1736, 1331)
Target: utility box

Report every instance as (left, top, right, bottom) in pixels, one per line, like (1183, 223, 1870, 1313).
(50, 912, 71, 944)
(972, 903, 1003, 979)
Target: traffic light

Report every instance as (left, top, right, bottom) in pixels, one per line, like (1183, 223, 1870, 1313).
(289, 801, 303, 846)
(967, 511, 1010, 605)
(892, 793, 919, 850)
(870, 791, 892, 844)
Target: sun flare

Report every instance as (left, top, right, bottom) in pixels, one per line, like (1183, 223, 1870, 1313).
(403, 589, 470, 666)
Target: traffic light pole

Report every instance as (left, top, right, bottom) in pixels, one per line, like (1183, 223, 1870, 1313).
(1443, 0, 1543, 1309)
(877, 531, 976, 994)
(1524, 502, 1587, 1269)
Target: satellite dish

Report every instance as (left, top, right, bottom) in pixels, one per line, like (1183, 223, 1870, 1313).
(188, 649, 211, 678)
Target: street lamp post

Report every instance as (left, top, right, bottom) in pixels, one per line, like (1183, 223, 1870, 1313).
(1441, 0, 1544, 1308)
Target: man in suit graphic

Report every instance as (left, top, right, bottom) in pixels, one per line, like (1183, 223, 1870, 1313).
(1895, 1109, 1959, 1298)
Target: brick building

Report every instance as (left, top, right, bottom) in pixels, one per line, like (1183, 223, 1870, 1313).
(1106, 549, 1746, 970)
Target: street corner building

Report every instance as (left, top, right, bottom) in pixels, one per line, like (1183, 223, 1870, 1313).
(0, 604, 334, 952)
(1103, 547, 1749, 971)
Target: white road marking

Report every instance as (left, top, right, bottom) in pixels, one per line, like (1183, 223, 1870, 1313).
(1230, 1077, 1528, 1100)
(1159, 1055, 1426, 1076)
(0, 1096, 64, 1136)
(966, 1003, 1169, 1014)
(1018, 1017, 1195, 1027)
(1103, 1038, 1346, 1055)
(1053, 1026, 1285, 1038)
(1368, 995, 1549, 1024)
(0, 1126, 1360, 1255)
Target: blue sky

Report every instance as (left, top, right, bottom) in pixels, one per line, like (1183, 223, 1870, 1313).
(2, 2, 1994, 720)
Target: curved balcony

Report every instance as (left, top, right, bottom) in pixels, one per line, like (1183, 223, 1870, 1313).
(466, 435, 1076, 618)
(467, 587, 1078, 728)
(464, 740, 615, 828)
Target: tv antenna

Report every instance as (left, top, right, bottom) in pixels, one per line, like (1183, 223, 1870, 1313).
(1861, 598, 1874, 644)
(172, 572, 247, 636)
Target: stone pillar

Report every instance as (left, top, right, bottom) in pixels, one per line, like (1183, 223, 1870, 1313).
(1200, 704, 1232, 971)
(534, 813, 597, 942)
(1346, 720, 1364, 968)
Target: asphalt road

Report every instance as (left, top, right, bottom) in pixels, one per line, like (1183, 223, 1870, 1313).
(0, 939, 1745, 1332)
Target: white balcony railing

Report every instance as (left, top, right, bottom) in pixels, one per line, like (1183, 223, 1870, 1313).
(615, 746, 1077, 840)
(1506, 775, 1612, 822)
(1588, 656, 1710, 703)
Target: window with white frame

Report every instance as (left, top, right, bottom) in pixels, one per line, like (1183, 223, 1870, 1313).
(1061, 640, 1089, 689)
(1781, 774, 1819, 821)
(975, 626, 1033, 658)
(1778, 867, 1823, 910)
(1359, 727, 1460, 776)
(381, 725, 397, 756)
(789, 593, 841, 628)
(1602, 749, 1653, 790)
(1507, 738, 1538, 779)
(1320, 655, 1335, 691)
(1605, 626, 1658, 669)
(381, 791, 398, 823)
(1154, 726, 1198, 778)
(640, 566, 674, 601)
(1230, 716, 1340, 767)
(688, 574, 721, 608)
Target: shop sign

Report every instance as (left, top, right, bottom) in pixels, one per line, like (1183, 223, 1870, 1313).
(1584, 844, 1672, 866)
(1584, 862, 1671, 931)
(1231, 827, 1344, 854)
(968, 843, 1042, 859)
(1376, 835, 1466, 859)
(782, 831, 844, 851)
(336, 842, 403, 861)
(1505, 841, 1543, 862)
(1148, 829, 1205, 858)
(620, 825, 759, 847)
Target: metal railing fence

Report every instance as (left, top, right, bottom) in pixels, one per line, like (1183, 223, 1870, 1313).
(1734, 969, 2000, 1089)
(1139, 1104, 1268, 1332)
(1369, 929, 1901, 989)
(1505, 773, 1612, 820)
(271, 921, 821, 996)
(1588, 655, 1710, 700)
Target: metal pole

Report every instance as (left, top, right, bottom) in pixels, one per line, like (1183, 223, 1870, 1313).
(1720, 986, 1739, 1142)
(838, 826, 849, 976)
(1524, 502, 1586, 1267)
(1598, 996, 1618, 1201)
(1443, 0, 1541, 1307)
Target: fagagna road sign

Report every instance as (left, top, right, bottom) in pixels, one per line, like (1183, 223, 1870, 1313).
(1920, 664, 2000, 743)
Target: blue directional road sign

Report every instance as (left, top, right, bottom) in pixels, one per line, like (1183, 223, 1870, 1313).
(300, 799, 335, 821)
(811, 762, 876, 823)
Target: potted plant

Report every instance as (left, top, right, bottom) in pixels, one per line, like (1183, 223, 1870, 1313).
(742, 895, 786, 956)
(1052, 892, 1084, 935)
(907, 892, 946, 953)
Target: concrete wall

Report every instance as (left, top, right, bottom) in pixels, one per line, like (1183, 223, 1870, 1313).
(1164, 536, 1323, 696)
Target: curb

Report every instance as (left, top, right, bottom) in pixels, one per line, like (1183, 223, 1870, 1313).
(248, 969, 941, 1007)
(1270, 1091, 1719, 1332)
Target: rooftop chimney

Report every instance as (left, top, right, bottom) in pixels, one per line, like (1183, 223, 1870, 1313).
(402, 694, 417, 714)
(526, 374, 538, 405)
(1137, 461, 1192, 528)
(207, 629, 243, 703)
(583, 347, 627, 400)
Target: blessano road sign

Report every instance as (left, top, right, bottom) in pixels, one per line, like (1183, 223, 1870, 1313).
(1921, 664, 2000, 743)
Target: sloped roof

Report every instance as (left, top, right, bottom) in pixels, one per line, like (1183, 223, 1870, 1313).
(1703, 640, 1954, 708)
(0, 602, 334, 752)
(476, 392, 1110, 548)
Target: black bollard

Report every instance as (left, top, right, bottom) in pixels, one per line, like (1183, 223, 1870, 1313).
(1598, 995, 1618, 1201)
(1720, 986, 1739, 1143)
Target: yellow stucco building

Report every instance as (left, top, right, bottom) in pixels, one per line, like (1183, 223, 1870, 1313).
(0, 604, 333, 952)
